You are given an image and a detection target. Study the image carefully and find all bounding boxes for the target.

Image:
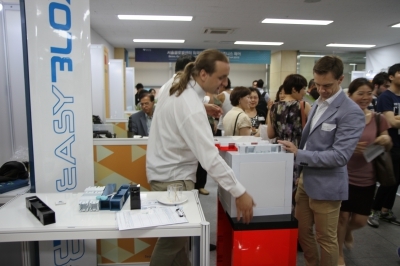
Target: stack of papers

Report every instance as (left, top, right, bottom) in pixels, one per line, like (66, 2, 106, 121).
(116, 206, 188, 230)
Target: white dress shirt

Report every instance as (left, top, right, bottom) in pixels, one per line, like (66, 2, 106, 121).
(310, 88, 342, 130)
(146, 78, 246, 198)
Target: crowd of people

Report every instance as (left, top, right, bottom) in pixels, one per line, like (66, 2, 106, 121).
(128, 50, 400, 266)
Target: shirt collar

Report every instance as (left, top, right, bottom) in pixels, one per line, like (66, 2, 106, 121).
(316, 87, 342, 106)
(189, 79, 206, 102)
(145, 113, 152, 119)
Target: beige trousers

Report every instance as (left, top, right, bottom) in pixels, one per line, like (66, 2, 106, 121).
(149, 180, 195, 266)
(295, 175, 341, 266)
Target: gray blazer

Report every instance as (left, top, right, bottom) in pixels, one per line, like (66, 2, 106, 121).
(128, 111, 149, 137)
(295, 90, 365, 200)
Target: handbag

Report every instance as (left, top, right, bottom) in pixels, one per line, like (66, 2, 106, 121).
(373, 113, 396, 186)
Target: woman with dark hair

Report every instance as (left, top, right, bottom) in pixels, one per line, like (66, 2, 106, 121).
(337, 78, 392, 266)
(223, 86, 252, 136)
(267, 74, 311, 147)
(245, 87, 266, 135)
(275, 85, 285, 102)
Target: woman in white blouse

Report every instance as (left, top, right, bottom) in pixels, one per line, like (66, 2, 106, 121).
(223, 86, 252, 136)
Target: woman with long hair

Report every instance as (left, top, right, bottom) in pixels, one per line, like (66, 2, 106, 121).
(245, 87, 266, 136)
(337, 78, 392, 266)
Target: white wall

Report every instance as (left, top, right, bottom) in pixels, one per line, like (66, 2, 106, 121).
(90, 28, 114, 59)
(129, 59, 267, 87)
(366, 43, 400, 72)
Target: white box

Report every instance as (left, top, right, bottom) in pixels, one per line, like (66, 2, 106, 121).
(218, 151, 294, 218)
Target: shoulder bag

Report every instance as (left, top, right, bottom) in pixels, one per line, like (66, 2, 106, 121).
(373, 113, 396, 186)
(232, 112, 243, 136)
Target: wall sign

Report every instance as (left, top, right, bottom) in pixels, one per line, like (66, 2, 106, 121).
(135, 48, 271, 64)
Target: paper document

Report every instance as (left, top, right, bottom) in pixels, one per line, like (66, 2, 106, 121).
(363, 144, 384, 163)
(116, 207, 188, 230)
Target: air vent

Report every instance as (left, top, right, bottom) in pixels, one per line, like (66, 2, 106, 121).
(203, 28, 235, 34)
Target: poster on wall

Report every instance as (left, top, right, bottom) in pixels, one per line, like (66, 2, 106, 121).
(21, 0, 95, 265)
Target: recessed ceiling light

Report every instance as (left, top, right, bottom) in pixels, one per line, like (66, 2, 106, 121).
(298, 55, 324, 58)
(234, 41, 283, 46)
(349, 63, 357, 66)
(326, 43, 376, 48)
(391, 22, 400, 28)
(133, 39, 185, 43)
(262, 18, 333, 25)
(118, 15, 192, 21)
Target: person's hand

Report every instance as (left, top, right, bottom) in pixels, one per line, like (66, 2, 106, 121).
(204, 104, 223, 118)
(374, 135, 391, 147)
(235, 192, 255, 224)
(394, 115, 400, 120)
(267, 99, 274, 109)
(278, 140, 298, 155)
(354, 141, 367, 154)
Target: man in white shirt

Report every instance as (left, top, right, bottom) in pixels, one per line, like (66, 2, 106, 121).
(147, 49, 255, 266)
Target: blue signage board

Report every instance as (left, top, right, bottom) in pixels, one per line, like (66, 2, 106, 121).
(135, 48, 270, 64)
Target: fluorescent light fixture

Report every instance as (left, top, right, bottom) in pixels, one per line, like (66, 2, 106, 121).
(326, 43, 375, 48)
(0, 4, 3, 11)
(349, 63, 357, 65)
(391, 22, 400, 28)
(118, 15, 192, 21)
(262, 18, 333, 25)
(234, 41, 283, 46)
(133, 39, 185, 43)
(298, 55, 324, 58)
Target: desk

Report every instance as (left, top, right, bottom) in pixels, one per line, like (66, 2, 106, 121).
(0, 191, 210, 266)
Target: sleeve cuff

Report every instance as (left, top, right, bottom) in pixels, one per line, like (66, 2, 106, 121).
(229, 182, 246, 198)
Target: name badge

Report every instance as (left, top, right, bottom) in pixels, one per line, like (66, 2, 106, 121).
(321, 123, 336, 131)
(258, 116, 265, 122)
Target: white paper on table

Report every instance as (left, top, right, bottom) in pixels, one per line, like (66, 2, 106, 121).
(363, 144, 384, 163)
(116, 206, 188, 230)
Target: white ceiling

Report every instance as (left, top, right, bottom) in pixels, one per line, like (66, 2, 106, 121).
(90, 0, 400, 59)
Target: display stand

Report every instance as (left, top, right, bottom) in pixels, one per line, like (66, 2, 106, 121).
(216, 200, 298, 266)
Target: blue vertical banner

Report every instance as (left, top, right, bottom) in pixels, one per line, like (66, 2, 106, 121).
(135, 48, 271, 64)
(22, 0, 96, 265)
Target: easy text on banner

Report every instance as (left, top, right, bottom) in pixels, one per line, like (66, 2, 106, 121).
(22, 0, 95, 265)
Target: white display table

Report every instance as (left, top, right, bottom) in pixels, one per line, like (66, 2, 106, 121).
(0, 185, 30, 205)
(0, 191, 210, 266)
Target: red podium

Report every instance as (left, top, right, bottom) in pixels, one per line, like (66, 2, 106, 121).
(217, 200, 298, 266)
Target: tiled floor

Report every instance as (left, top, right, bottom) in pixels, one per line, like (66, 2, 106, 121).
(198, 178, 400, 266)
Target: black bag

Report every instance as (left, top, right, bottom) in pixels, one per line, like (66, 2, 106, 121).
(374, 113, 396, 186)
(0, 161, 29, 183)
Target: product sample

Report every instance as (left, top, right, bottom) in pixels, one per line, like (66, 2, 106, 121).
(130, 184, 141, 210)
(25, 196, 56, 225)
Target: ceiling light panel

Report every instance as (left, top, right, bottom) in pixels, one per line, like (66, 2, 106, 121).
(133, 39, 185, 43)
(326, 43, 375, 48)
(118, 15, 192, 21)
(262, 18, 333, 25)
(234, 41, 283, 46)
(391, 23, 400, 28)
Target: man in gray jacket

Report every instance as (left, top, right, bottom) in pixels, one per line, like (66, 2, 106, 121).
(279, 56, 365, 266)
(128, 93, 155, 137)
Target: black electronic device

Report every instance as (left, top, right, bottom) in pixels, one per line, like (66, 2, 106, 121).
(130, 184, 141, 210)
(26, 196, 56, 225)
